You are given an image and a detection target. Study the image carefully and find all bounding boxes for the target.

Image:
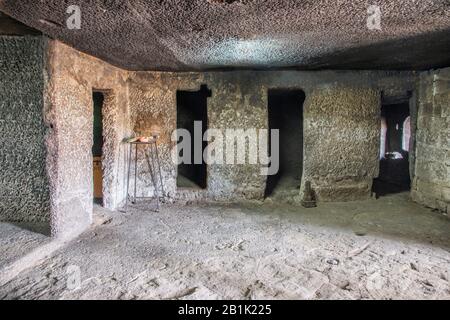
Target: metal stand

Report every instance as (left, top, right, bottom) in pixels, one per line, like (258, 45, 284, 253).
(124, 138, 165, 212)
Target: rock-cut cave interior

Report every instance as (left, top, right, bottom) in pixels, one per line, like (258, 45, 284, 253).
(0, 1, 449, 301)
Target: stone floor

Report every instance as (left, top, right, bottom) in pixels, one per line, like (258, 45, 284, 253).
(1, 193, 450, 300)
(0, 222, 50, 271)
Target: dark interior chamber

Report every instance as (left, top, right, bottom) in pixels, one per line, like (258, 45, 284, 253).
(373, 101, 411, 196)
(265, 89, 305, 197)
(176, 85, 210, 189)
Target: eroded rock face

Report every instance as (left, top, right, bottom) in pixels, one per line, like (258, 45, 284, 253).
(0, 36, 50, 223)
(44, 40, 130, 238)
(0, 1, 449, 71)
(0, 36, 425, 240)
(128, 70, 416, 202)
(412, 67, 450, 214)
(304, 86, 380, 201)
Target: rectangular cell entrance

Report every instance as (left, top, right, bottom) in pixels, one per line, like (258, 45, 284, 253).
(176, 85, 210, 189)
(373, 102, 411, 196)
(265, 89, 305, 197)
(92, 91, 104, 204)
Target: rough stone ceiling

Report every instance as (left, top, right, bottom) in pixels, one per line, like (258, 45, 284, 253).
(0, 0, 449, 71)
(0, 11, 40, 35)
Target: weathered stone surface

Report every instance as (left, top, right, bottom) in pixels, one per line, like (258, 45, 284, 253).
(128, 70, 415, 202)
(303, 86, 380, 201)
(1, 37, 425, 239)
(44, 40, 129, 238)
(412, 67, 450, 215)
(1, 1, 450, 71)
(0, 12, 40, 36)
(0, 36, 50, 223)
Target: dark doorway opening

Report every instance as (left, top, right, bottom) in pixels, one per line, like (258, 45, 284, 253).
(176, 85, 211, 189)
(373, 102, 411, 196)
(265, 89, 305, 197)
(92, 91, 104, 204)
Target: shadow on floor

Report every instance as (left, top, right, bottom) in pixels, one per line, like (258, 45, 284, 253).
(6, 221, 51, 237)
(372, 179, 410, 197)
(0, 222, 51, 272)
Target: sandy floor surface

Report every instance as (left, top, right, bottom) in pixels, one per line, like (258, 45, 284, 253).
(0, 222, 50, 271)
(1, 193, 450, 300)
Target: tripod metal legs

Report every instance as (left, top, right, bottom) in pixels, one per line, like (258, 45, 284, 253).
(124, 141, 163, 213)
(154, 142, 165, 197)
(124, 143, 132, 213)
